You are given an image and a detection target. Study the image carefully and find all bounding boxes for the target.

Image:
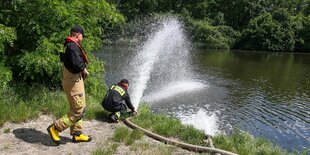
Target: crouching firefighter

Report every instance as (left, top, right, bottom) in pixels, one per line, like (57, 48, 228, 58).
(102, 79, 137, 123)
(47, 26, 91, 145)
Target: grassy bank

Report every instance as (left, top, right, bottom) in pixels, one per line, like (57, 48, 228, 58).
(130, 104, 293, 155)
(0, 83, 104, 126)
(92, 126, 185, 155)
(0, 85, 302, 155)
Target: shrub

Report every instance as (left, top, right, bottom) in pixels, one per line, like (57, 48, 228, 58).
(186, 19, 240, 49)
(0, 24, 16, 55)
(16, 49, 61, 85)
(84, 54, 107, 99)
(0, 63, 12, 88)
(237, 9, 295, 51)
(0, 24, 16, 87)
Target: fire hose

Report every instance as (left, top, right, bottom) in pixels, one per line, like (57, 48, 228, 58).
(123, 118, 238, 155)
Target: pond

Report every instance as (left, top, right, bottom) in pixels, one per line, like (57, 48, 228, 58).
(96, 19, 310, 152)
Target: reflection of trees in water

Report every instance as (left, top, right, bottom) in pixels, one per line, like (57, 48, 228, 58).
(196, 50, 310, 99)
(193, 50, 310, 151)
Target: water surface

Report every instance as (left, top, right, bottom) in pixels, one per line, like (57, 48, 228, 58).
(189, 50, 310, 152)
(96, 47, 310, 152)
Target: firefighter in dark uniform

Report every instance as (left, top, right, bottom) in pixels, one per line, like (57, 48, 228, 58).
(102, 79, 137, 122)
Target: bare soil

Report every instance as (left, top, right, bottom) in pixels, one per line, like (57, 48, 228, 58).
(0, 115, 193, 155)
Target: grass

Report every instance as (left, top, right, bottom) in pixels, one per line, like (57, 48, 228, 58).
(113, 126, 130, 142)
(111, 126, 182, 155)
(212, 130, 290, 155)
(130, 142, 178, 155)
(131, 104, 291, 155)
(94, 132, 179, 155)
(4, 128, 10, 133)
(92, 143, 119, 155)
(131, 104, 206, 145)
(0, 83, 104, 126)
(113, 126, 144, 145)
(3, 143, 11, 150)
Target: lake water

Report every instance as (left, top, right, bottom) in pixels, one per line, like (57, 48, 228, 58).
(95, 19, 309, 152)
(96, 46, 310, 152)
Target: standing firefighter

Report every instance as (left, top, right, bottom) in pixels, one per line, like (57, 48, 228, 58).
(47, 26, 91, 145)
(102, 79, 137, 122)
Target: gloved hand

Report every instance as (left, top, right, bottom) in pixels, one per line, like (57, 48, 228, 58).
(132, 111, 138, 116)
(82, 68, 89, 80)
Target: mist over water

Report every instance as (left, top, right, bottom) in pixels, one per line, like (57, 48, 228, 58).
(143, 80, 206, 102)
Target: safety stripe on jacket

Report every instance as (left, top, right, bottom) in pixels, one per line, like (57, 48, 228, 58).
(111, 85, 125, 96)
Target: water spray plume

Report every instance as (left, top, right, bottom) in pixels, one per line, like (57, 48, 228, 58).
(128, 18, 202, 108)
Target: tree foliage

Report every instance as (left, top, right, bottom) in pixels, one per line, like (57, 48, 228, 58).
(0, 63, 12, 89)
(187, 19, 240, 49)
(0, 24, 16, 88)
(0, 0, 124, 95)
(293, 15, 310, 52)
(111, 0, 310, 52)
(0, 24, 16, 56)
(236, 9, 295, 51)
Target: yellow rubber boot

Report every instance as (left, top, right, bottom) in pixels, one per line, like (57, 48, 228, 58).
(72, 132, 92, 143)
(47, 124, 61, 145)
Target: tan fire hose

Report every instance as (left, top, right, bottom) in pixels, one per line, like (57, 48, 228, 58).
(123, 118, 238, 155)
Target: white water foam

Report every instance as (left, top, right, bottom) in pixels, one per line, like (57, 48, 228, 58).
(178, 109, 219, 135)
(143, 80, 206, 102)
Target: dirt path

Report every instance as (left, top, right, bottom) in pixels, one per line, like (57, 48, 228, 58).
(0, 115, 192, 155)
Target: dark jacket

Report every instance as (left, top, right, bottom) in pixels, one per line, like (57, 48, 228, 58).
(102, 84, 134, 113)
(60, 42, 86, 74)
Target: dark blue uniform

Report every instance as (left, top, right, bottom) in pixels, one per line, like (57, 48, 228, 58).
(102, 84, 134, 113)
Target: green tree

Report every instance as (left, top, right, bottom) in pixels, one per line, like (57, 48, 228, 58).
(113, 0, 159, 19)
(0, 24, 15, 88)
(206, 0, 266, 29)
(304, 1, 310, 15)
(113, 0, 212, 21)
(0, 24, 16, 56)
(237, 9, 295, 51)
(264, 0, 309, 15)
(0, 0, 123, 90)
(178, 0, 210, 20)
(293, 15, 310, 52)
(187, 18, 240, 49)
